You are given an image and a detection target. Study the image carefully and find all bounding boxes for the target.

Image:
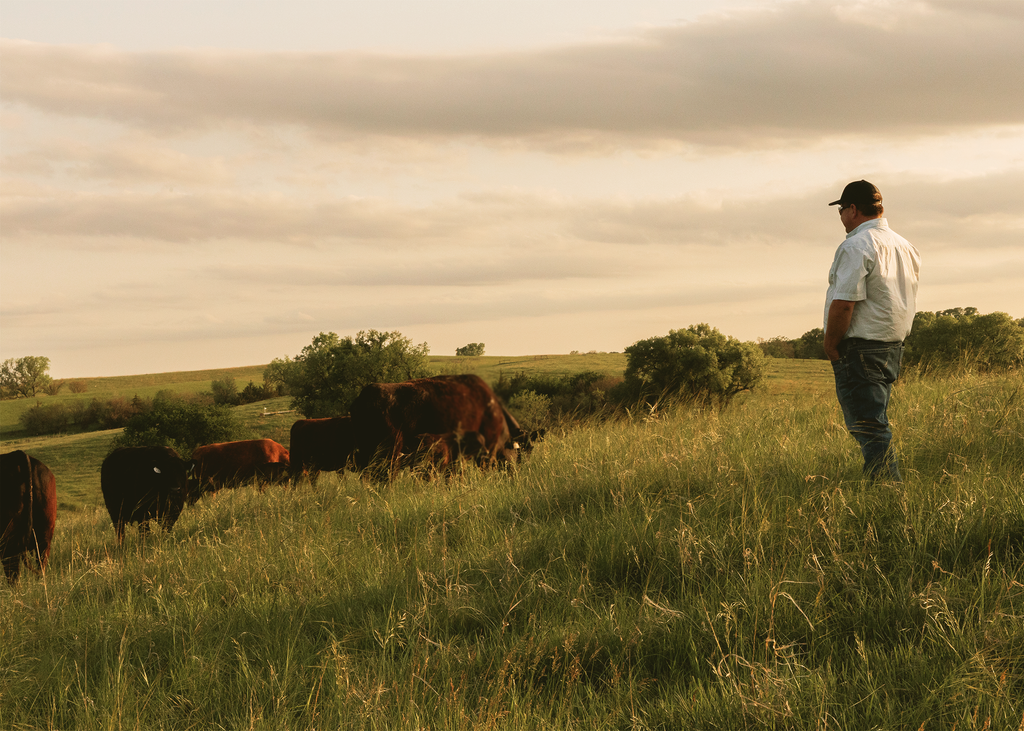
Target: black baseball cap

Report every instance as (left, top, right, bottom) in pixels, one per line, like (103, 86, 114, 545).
(829, 180, 882, 208)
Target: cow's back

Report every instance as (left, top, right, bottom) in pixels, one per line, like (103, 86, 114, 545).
(349, 375, 510, 473)
(1, 450, 58, 582)
(192, 439, 290, 492)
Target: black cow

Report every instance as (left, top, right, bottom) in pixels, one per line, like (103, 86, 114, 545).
(1, 450, 57, 583)
(100, 446, 191, 542)
(289, 416, 358, 483)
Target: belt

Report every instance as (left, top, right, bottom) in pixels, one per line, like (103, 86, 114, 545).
(841, 337, 904, 347)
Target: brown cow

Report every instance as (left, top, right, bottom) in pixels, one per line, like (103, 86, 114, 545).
(348, 374, 521, 479)
(190, 439, 290, 497)
(1, 450, 57, 583)
(289, 416, 357, 483)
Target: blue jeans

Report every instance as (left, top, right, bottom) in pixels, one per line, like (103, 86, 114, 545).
(831, 338, 904, 481)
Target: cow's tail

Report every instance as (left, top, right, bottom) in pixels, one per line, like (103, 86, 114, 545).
(24, 451, 44, 575)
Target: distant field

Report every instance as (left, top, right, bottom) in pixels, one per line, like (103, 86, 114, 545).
(0, 364, 270, 438)
(0, 355, 831, 512)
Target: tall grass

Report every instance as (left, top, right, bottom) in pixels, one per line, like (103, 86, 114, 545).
(2, 371, 1021, 729)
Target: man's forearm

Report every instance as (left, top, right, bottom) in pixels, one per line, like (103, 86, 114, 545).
(824, 299, 856, 361)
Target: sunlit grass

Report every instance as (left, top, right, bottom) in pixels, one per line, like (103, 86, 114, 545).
(2, 370, 1021, 729)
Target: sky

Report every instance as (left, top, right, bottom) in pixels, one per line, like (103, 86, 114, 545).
(1, 0, 1022, 379)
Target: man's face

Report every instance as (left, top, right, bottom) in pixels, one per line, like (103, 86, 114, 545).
(838, 203, 856, 233)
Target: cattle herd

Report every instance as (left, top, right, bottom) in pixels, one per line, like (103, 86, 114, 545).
(2, 374, 542, 584)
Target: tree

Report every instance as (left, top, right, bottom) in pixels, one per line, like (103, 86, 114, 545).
(0, 356, 54, 398)
(758, 336, 796, 359)
(266, 330, 431, 418)
(794, 328, 827, 360)
(621, 324, 768, 407)
(456, 343, 486, 357)
(904, 309, 1023, 372)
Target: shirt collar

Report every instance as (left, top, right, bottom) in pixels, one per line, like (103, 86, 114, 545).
(846, 217, 888, 239)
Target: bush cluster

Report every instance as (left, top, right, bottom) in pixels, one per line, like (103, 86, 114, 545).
(210, 376, 280, 406)
(19, 396, 149, 436)
(455, 342, 485, 357)
(621, 324, 768, 407)
(494, 370, 622, 427)
(904, 308, 1024, 373)
(758, 328, 827, 359)
(110, 391, 238, 456)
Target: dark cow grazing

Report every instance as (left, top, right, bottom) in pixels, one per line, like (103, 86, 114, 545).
(289, 416, 358, 483)
(190, 439, 290, 497)
(1, 450, 57, 583)
(412, 430, 488, 476)
(348, 374, 522, 479)
(493, 426, 548, 467)
(100, 446, 191, 542)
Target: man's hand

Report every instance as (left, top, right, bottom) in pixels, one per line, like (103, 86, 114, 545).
(824, 300, 856, 360)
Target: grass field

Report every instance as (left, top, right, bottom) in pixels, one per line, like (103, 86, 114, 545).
(3, 360, 1020, 729)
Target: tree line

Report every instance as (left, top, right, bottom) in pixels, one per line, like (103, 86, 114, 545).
(759, 308, 1024, 372)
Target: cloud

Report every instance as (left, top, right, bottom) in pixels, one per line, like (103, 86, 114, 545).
(5, 168, 1020, 255)
(2, 138, 234, 185)
(3, 0, 1021, 150)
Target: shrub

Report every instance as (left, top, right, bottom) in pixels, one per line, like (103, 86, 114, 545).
(267, 330, 431, 418)
(507, 390, 553, 431)
(110, 391, 238, 455)
(41, 380, 65, 396)
(67, 379, 89, 394)
(495, 370, 620, 423)
(621, 324, 768, 407)
(211, 376, 239, 406)
(77, 396, 145, 431)
(238, 380, 275, 404)
(19, 403, 71, 435)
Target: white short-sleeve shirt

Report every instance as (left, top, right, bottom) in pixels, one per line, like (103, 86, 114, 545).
(824, 218, 920, 342)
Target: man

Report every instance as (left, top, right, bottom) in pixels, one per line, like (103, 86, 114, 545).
(824, 180, 920, 480)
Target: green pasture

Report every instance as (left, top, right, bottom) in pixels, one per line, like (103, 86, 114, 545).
(2, 367, 1021, 729)
(0, 364, 269, 438)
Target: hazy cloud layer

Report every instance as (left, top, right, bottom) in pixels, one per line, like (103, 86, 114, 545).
(4, 169, 1021, 251)
(1, 0, 1022, 377)
(3, 1, 1022, 148)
